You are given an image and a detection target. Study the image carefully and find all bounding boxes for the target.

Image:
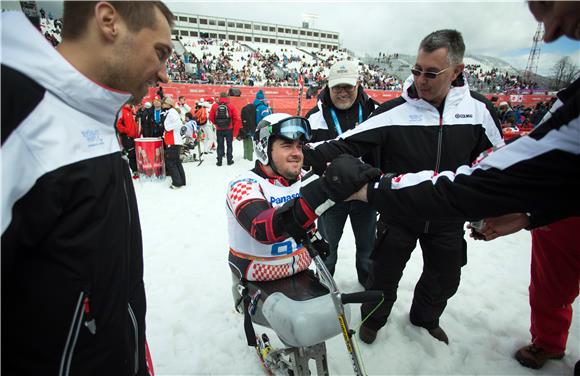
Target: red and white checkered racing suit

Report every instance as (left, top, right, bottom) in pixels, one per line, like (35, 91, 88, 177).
(227, 163, 317, 281)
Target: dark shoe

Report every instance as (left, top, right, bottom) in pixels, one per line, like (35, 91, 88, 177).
(574, 359, 579, 376)
(427, 326, 449, 345)
(358, 324, 377, 344)
(227, 160, 234, 165)
(515, 344, 564, 369)
(216, 160, 222, 166)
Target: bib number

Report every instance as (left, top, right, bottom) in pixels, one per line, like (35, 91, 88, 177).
(271, 241, 293, 256)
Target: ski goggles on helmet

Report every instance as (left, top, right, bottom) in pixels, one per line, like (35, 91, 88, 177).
(270, 116, 312, 142)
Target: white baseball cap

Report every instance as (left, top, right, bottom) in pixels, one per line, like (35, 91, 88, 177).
(327, 60, 359, 88)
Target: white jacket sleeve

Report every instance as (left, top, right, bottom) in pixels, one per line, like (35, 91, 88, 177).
(164, 108, 182, 131)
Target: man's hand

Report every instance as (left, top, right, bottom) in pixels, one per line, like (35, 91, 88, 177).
(345, 183, 369, 202)
(468, 213, 530, 241)
(322, 154, 381, 202)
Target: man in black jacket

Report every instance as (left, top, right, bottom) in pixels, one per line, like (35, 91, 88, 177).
(304, 32, 502, 345)
(306, 60, 379, 285)
(326, 1, 580, 375)
(1, 2, 174, 375)
(322, 1, 579, 370)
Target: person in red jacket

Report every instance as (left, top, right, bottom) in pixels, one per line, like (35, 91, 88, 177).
(116, 103, 141, 177)
(209, 92, 241, 166)
(476, 214, 580, 370)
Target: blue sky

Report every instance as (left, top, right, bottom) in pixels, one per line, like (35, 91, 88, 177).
(505, 38, 580, 58)
(502, 37, 579, 75)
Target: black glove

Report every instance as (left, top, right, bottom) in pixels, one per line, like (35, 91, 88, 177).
(322, 154, 382, 202)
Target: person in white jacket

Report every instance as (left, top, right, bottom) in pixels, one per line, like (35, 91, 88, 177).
(176, 95, 191, 123)
(197, 98, 216, 154)
(162, 96, 186, 188)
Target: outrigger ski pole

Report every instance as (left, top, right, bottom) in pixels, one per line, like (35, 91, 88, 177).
(301, 236, 383, 376)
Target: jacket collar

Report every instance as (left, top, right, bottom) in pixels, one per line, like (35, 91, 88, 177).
(401, 72, 469, 112)
(1, 12, 132, 127)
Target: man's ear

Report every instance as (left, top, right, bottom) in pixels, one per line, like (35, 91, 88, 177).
(94, 2, 119, 42)
(453, 63, 465, 80)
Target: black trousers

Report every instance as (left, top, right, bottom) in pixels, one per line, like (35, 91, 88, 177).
(216, 129, 233, 162)
(119, 134, 137, 173)
(361, 221, 466, 330)
(165, 145, 186, 187)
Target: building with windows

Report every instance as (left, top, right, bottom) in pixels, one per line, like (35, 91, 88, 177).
(172, 12, 340, 50)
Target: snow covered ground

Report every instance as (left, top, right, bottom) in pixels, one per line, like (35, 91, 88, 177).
(134, 142, 579, 375)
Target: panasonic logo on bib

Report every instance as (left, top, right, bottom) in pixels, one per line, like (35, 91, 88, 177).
(455, 113, 473, 118)
(270, 193, 300, 205)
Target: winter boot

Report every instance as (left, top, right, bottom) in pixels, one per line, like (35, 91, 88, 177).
(427, 326, 449, 345)
(216, 159, 222, 166)
(515, 344, 564, 369)
(358, 324, 377, 344)
(227, 159, 234, 166)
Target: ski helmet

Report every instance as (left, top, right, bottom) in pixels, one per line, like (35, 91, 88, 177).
(253, 113, 312, 165)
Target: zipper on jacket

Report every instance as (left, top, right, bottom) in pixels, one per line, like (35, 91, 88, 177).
(424, 113, 444, 234)
(59, 291, 86, 376)
(122, 177, 132, 225)
(83, 296, 97, 335)
(128, 303, 139, 375)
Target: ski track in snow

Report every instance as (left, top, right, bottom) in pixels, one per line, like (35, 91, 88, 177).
(134, 141, 579, 375)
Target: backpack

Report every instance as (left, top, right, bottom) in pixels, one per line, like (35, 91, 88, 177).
(214, 103, 231, 129)
(240, 103, 257, 138)
(194, 107, 207, 125)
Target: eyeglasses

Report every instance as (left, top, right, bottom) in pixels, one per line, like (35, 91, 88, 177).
(411, 66, 450, 79)
(331, 84, 357, 93)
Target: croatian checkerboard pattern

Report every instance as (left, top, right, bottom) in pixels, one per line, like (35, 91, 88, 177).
(250, 252, 312, 281)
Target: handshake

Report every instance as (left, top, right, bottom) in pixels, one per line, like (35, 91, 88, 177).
(321, 154, 382, 202)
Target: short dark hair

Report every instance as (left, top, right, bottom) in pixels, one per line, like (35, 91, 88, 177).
(178, 96, 185, 101)
(419, 29, 465, 65)
(61, 1, 174, 40)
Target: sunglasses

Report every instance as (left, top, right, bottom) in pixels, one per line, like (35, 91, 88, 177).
(411, 66, 450, 79)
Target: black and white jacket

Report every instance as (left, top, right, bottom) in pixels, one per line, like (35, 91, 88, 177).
(2, 12, 150, 376)
(367, 77, 580, 227)
(304, 74, 503, 228)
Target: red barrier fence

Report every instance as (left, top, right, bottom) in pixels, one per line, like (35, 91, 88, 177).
(148, 84, 553, 116)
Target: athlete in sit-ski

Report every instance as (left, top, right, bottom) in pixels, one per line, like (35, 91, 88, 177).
(227, 113, 349, 282)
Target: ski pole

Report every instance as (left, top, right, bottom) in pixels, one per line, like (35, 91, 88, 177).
(302, 237, 380, 376)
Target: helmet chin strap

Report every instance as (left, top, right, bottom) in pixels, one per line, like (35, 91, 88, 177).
(267, 149, 283, 177)
(264, 136, 300, 182)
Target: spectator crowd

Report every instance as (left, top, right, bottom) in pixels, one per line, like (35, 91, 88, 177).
(37, 9, 549, 95)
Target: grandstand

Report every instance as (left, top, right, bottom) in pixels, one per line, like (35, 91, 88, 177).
(31, 7, 553, 114)
(171, 11, 340, 50)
